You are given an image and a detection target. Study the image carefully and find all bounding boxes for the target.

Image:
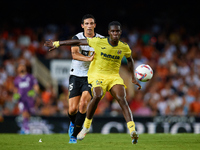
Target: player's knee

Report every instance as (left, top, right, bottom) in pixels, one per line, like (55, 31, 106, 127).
(92, 87, 103, 101)
(22, 111, 30, 118)
(93, 94, 102, 101)
(118, 98, 128, 106)
(69, 106, 78, 115)
(117, 93, 126, 100)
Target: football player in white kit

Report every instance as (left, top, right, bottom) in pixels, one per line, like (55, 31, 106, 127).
(68, 14, 103, 143)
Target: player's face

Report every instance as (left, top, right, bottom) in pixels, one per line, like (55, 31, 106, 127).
(81, 18, 96, 36)
(17, 64, 26, 74)
(108, 25, 122, 41)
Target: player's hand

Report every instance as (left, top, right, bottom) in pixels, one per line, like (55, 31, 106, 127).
(13, 93, 21, 101)
(27, 90, 35, 97)
(88, 52, 95, 61)
(132, 78, 142, 90)
(44, 39, 57, 51)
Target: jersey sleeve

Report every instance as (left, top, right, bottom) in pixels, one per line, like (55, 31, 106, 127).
(71, 35, 79, 47)
(14, 78, 18, 88)
(124, 45, 132, 58)
(72, 35, 78, 40)
(87, 37, 98, 49)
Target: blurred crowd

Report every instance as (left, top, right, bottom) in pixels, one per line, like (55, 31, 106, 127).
(0, 22, 200, 117)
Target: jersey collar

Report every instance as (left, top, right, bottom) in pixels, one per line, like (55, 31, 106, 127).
(83, 32, 96, 38)
(107, 37, 118, 47)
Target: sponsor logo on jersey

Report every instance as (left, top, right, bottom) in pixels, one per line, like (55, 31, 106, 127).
(19, 81, 30, 88)
(101, 52, 120, 60)
(81, 50, 94, 56)
(101, 47, 106, 49)
(81, 50, 89, 56)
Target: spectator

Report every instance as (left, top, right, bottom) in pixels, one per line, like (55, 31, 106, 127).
(57, 86, 69, 115)
(189, 94, 200, 116)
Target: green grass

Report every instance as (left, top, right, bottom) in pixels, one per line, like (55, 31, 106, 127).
(0, 134, 200, 150)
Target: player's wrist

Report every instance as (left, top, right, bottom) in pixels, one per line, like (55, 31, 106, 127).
(87, 57, 92, 61)
(27, 89, 36, 97)
(53, 41, 60, 48)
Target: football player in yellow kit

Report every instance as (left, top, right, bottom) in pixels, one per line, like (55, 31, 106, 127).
(44, 21, 141, 144)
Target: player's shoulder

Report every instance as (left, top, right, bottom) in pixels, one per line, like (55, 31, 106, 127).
(89, 36, 106, 43)
(73, 32, 104, 40)
(119, 40, 128, 46)
(14, 76, 20, 82)
(26, 74, 35, 79)
(95, 33, 104, 38)
(92, 36, 106, 40)
(72, 32, 85, 39)
(119, 40, 131, 50)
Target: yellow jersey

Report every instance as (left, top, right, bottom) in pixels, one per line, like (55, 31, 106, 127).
(87, 37, 131, 77)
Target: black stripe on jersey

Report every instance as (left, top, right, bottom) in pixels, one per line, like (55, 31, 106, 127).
(82, 32, 96, 38)
(72, 35, 79, 40)
(119, 40, 128, 45)
(71, 35, 79, 47)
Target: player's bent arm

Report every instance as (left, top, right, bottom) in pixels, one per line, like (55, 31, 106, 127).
(13, 87, 18, 93)
(127, 56, 142, 90)
(126, 56, 135, 80)
(13, 87, 21, 101)
(71, 46, 94, 61)
(33, 84, 40, 94)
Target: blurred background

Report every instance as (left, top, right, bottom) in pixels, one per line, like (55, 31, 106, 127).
(0, 0, 200, 134)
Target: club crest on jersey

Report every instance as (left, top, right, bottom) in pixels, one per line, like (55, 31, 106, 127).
(117, 50, 122, 55)
(96, 80, 102, 85)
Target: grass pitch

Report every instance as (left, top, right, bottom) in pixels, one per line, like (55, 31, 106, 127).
(0, 133, 199, 150)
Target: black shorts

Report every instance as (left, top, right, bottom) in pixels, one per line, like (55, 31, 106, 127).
(68, 75, 92, 99)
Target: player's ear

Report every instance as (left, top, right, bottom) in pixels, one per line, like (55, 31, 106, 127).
(94, 23, 96, 28)
(81, 23, 84, 29)
(108, 30, 110, 35)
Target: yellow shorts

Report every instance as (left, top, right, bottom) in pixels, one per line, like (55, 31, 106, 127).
(88, 74, 126, 97)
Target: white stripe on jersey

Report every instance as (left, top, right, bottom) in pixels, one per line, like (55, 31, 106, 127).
(70, 32, 104, 77)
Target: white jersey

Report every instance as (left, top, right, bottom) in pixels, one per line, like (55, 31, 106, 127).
(70, 32, 104, 77)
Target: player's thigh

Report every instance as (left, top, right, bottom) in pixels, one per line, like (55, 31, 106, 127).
(89, 78, 106, 99)
(69, 75, 82, 99)
(20, 100, 34, 116)
(68, 96, 81, 114)
(92, 86, 105, 100)
(80, 78, 92, 101)
(110, 84, 126, 100)
(80, 91, 91, 104)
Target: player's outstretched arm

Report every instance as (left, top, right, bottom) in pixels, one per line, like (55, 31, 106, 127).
(127, 56, 142, 90)
(44, 39, 88, 51)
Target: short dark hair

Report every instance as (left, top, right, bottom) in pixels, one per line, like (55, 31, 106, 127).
(81, 14, 96, 24)
(108, 21, 122, 30)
